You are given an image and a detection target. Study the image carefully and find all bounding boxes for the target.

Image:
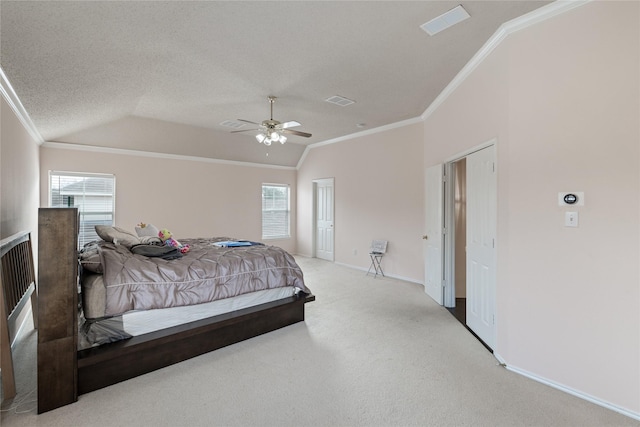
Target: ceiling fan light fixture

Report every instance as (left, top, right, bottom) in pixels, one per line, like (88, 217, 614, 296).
(236, 96, 311, 145)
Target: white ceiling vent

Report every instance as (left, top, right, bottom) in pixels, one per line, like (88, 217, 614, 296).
(325, 95, 355, 107)
(220, 120, 247, 129)
(420, 5, 470, 36)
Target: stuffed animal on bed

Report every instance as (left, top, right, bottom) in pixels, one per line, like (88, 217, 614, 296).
(135, 222, 160, 238)
(158, 229, 190, 254)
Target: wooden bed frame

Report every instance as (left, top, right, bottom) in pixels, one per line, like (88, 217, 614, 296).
(33, 208, 314, 413)
(1, 231, 38, 401)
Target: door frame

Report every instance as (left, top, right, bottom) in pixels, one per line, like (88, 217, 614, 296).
(443, 139, 497, 309)
(312, 177, 335, 261)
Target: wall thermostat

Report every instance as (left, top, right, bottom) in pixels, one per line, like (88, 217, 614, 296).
(558, 192, 584, 206)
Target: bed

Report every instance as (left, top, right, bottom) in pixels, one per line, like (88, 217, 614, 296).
(1, 231, 38, 401)
(35, 207, 314, 413)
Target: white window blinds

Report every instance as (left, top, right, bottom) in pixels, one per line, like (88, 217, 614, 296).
(49, 171, 115, 248)
(262, 184, 290, 239)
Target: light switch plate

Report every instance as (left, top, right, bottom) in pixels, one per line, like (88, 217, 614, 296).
(565, 211, 579, 227)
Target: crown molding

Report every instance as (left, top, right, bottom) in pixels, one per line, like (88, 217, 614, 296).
(296, 116, 423, 169)
(422, 0, 591, 120)
(42, 141, 297, 171)
(298, 1, 590, 170)
(0, 66, 44, 144)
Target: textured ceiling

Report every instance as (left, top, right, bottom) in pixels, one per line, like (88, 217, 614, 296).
(0, 1, 550, 167)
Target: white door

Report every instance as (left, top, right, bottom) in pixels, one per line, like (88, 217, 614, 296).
(466, 146, 496, 349)
(315, 178, 334, 261)
(424, 164, 443, 305)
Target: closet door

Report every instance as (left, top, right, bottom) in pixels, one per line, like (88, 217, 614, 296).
(466, 146, 496, 349)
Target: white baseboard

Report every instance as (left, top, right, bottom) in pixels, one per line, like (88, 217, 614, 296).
(334, 261, 423, 285)
(11, 304, 33, 350)
(493, 352, 640, 421)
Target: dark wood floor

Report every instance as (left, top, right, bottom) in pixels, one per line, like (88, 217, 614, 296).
(446, 297, 493, 353)
(447, 297, 466, 324)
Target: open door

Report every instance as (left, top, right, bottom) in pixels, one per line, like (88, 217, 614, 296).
(424, 164, 443, 305)
(314, 178, 334, 261)
(466, 146, 496, 349)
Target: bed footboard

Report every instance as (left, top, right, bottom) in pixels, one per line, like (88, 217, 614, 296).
(1, 231, 38, 401)
(77, 293, 310, 394)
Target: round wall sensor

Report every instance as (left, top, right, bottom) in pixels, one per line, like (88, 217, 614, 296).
(563, 193, 578, 204)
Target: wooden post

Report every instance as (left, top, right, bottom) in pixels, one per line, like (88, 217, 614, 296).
(37, 208, 78, 413)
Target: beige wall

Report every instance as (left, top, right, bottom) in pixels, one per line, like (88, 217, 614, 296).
(39, 147, 298, 253)
(1, 96, 40, 240)
(424, 1, 639, 415)
(1, 93, 40, 342)
(297, 122, 424, 282)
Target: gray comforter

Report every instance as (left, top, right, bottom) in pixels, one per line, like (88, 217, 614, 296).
(98, 238, 308, 316)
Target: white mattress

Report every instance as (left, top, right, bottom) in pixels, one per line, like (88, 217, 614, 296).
(120, 286, 296, 336)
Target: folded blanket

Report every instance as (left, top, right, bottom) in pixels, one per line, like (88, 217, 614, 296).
(131, 244, 182, 260)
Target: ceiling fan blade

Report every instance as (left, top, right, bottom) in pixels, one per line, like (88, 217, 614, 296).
(281, 121, 301, 129)
(282, 129, 312, 138)
(236, 118, 259, 125)
(230, 128, 259, 133)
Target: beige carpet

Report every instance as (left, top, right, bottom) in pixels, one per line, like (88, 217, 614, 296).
(1, 256, 636, 426)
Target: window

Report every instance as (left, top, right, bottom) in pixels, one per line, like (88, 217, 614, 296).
(50, 171, 115, 248)
(262, 184, 290, 239)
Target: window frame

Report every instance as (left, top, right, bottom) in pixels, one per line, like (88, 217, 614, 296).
(261, 183, 291, 240)
(49, 171, 116, 248)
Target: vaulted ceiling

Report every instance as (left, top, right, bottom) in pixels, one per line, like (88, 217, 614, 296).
(1, 1, 550, 167)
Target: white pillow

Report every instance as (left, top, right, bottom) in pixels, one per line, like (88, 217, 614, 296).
(95, 225, 140, 248)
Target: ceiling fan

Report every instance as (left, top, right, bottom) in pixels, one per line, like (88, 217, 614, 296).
(232, 96, 312, 145)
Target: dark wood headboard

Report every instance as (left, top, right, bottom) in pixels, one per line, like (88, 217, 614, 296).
(0, 231, 38, 400)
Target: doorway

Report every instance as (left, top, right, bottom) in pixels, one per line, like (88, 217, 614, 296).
(441, 143, 497, 351)
(446, 158, 467, 324)
(313, 178, 334, 261)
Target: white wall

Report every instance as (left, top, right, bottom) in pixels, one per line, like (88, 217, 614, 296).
(297, 122, 425, 282)
(1, 89, 41, 342)
(424, 1, 639, 416)
(39, 147, 298, 253)
(1, 95, 40, 240)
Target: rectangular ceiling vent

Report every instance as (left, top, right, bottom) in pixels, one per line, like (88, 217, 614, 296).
(420, 5, 470, 36)
(325, 95, 355, 107)
(220, 120, 247, 129)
